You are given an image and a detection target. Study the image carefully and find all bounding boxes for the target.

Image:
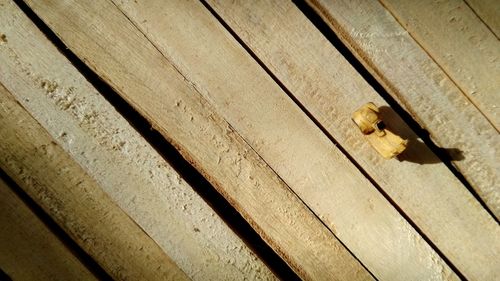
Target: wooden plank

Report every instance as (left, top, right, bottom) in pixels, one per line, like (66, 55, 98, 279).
(0, 84, 188, 281)
(380, 0, 500, 130)
(204, 1, 500, 280)
(0, 1, 276, 279)
(465, 0, 500, 38)
(0, 177, 97, 281)
(22, 1, 373, 280)
(307, 0, 500, 220)
(53, 0, 458, 280)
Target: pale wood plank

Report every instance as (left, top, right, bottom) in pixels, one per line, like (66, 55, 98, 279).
(204, 1, 500, 280)
(380, 0, 500, 130)
(23, 0, 373, 280)
(0, 1, 276, 279)
(465, 0, 500, 38)
(0, 84, 188, 281)
(79, 0, 457, 280)
(0, 177, 97, 281)
(308, 0, 500, 220)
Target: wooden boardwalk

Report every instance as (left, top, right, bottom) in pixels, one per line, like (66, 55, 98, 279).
(0, 0, 498, 280)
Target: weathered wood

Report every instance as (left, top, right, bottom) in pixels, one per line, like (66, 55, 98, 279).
(204, 0, 500, 280)
(465, 0, 500, 38)
(0, 84, 188, 281)
(0, 177, 97, 281)
(98, 0, 456, 280)
(380, 0, 500, 130)
(23, 0, 373, 280)
(307, 0, 500, 220)
(0, 1, 276, 279)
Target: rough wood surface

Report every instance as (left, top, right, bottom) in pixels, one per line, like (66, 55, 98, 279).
(380, 0, 500, 130)
(205, 1, 500, 280)
(0, 84, 188, 281)
(307, 0, 500, 220)
(0, 1, 276, 279)
(0, 177, 97, 281)
(23, 0, 373, 280)
(465, 0, 500, 38)
(111, 0, 458, 280)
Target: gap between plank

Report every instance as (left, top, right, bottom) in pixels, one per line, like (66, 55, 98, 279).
(195, 0, 379, 280)
(200, 0, 474, 280)
(107, 1, 380, 279)
(0, 168, 113, 281)
(377, 0, 499, 132)
(0, 268, 12, 281)
(106, 1, 377, 278)
(13, 1, 301, 279)
(294, 0, 498, 226)
(462, 1, 500, 42)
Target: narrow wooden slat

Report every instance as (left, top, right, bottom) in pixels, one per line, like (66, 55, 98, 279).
(380, 0, 500, 130)
(203, 0, 500, 279)
(0, 1, 276, 279)
(72, 0, 455, 280)
(204, 1, 500, 281)
(23, 0, 373, 280)
(0, 84, 188, 281)
(465, 0, 500, 38)
(307, 0, 500, 220)
(0, 177, 97, 281)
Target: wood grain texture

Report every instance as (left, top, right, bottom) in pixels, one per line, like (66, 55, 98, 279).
(0, 84, 188, 281)
(465, 0, 500, 38)
(204, 1, 500, 280)
(111, 0, 459, 280)
(0, 177, 97, 281)
(23, 0, 373, 280)
(0, 1, 276, 279)
(380, 0, 500, 130)
(307, 0, 500, 221)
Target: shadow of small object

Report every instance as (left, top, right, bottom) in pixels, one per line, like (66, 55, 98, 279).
(441, 148, 465, 161)
(378, 106, 464, 165)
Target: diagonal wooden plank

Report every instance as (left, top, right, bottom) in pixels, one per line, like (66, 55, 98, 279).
(203, 0, 500, 280)
(0, 1, 277, 279)
(464, 0, 500, 38)
(380, 0, 500, 130)
(307, 0, 500, 220)
(0, 176, 98, 281)
(22, 0, 373, 280)
(0, 83, 188, 281)
(43, 0, 462, 280)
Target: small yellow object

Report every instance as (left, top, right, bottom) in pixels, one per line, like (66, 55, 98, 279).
(352, 102, 408, 159)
